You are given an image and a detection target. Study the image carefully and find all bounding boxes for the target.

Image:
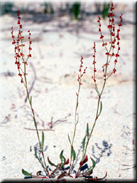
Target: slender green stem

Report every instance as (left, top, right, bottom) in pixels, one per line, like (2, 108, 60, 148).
(23, 64, 49, 176)
(79, 54, 109, 167)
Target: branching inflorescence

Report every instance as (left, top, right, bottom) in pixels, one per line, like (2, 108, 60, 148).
(11, 2, 123, 181)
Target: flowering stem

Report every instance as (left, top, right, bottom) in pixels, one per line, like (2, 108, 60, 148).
(69, 56, 87, 174)
(23, 66, 50, 176)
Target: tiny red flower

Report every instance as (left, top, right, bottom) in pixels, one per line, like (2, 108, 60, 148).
(100, 35, 104, 39)
(28, 54, 31, 57)
(21, 78, 23, 83)
(113, 68, 116, 73)
(116, 54, 119, 57)
(93, 61, 96, 64)
(108, 25, 112, 29)
(18, 73, 22, 77)
(114, 60, 117, 64)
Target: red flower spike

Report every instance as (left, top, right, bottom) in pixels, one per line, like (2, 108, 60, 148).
(29, 41, 32, 44)
(29, 47, 32, 50)
(20, 25, 22, 29)
(17, 20, 20, 24)
(106, 52, 109, 55)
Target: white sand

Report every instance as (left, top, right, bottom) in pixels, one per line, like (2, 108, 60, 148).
(0, 2, 135, 181)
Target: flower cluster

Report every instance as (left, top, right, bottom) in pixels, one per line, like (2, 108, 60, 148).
(77, 56, 87, 86)
(11, 11, 32, 83)
(92, 2, 123, 82)
(92, 42, 97, 82)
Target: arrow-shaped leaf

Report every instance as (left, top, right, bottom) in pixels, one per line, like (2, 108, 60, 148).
(90, 157, 96, 170)
(22, 169, 32, 176)
(71, 146, 76, 162)
(47, 157, 57, 167)
(60, 150, 66, 167)
(86, 123, 89, 137)
(42, 131, 44, 152)
(33, 118, 37, 129)
(29, 96, 32, 106)
(97, 101, 102, 118)
(68, 134, 71, 145)
(82, 136, 86, 152)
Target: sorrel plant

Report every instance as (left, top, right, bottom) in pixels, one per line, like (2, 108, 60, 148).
(11, 2, 123, 180)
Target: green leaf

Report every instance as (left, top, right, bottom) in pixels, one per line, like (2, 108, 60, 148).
(98, 101, 102, 118)
(33, 118, 37, 129)
(34, 148, 39, 160)
(60, 150, 66, 167)
(42, 131, 44, 152)
(90, 157, 96, 169)
(82, 136, 86, 152)
(71, 146, 76, 162)
(86, 123, 89, 137)
(47, 157, 57, 167)
(95, 85, 100, 96)
(68, 134, 71, 145)
(22, 169, 32, 176)
(29, 96, 32, 106)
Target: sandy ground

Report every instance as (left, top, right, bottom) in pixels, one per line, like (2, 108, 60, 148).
(0, 2, 136, 181)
